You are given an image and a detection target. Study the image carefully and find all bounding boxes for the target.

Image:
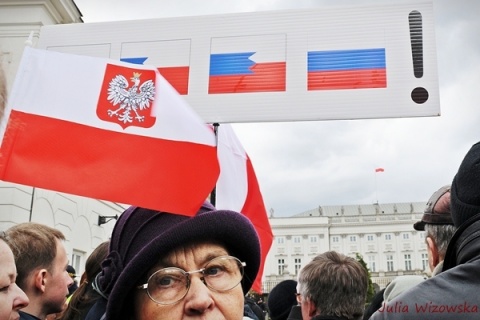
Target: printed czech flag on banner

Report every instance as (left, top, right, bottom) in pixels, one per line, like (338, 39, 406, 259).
(0, 47, 219, 216)
(215, 124, 273, 293)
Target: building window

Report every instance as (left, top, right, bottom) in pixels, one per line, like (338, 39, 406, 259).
(386, 255, 394, 271)
(367, 235, 374, 241)
(310, 236, 317, 243)
(404, 254, 412, 271)
(294, 258, 302, 274)
(421, 253, 429, 271)
(350, 236, 357, 242)
(385, 234, 392, 241)
(368, 255, 376, 272)
(332, 236, 339, 243)
(277, 237, 285, 244)
(71, 250, 84, 276)
(419, 232, 425, 239)
(278, 259, 285, 275)
(293, 236, 301, 244)
(403, 233, 410, 240)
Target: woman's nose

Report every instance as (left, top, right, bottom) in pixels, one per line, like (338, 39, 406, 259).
(183, 274, 215, 315)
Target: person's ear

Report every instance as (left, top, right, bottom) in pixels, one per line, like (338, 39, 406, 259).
(306, 298, 317, 318)
(426, 236, 440, 270)
(34, 269, 48, 293)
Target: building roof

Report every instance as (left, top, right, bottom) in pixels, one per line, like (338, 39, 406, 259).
(293, 202, 426, 217)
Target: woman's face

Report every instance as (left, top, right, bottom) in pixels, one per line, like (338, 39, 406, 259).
(0, 240, 29, 320)
(133, 242, 245, 320)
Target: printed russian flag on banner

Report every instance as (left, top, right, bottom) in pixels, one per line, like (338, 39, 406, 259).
(120, 40, 191, 95)
(308, 48, 386, 90)
(215, 124, 273, 293)
(0, 47, 219, 216)
(209, 34, 286, 94)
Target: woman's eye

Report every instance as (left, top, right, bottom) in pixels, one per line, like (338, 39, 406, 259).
(205, 266, 223, 276)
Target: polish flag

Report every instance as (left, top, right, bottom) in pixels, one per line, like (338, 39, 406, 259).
(215, 124, 273, 293)
(375, 168, 385, 172)
(0, 47, 219, 216)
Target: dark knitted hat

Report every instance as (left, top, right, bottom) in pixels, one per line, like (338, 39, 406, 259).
(267, 280, 298, 320)
(98, 202, 261, 320)
(450, 142, 480, 227)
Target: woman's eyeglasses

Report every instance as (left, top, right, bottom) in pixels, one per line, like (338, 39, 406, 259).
(137, 255, 246, 305)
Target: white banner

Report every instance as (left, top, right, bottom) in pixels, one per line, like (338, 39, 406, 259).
(37, 1, 439, 123)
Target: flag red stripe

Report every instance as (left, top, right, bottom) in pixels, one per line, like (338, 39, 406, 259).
(308, 69, 386, 90)
(241, 156, 273, 293)
(0, 110, 218, 215)
(157, 66, 189, 95)
(208, 62, 286, 94)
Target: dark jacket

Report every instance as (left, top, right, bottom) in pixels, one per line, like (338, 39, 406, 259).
(19, 311, 41, 320)
(311, 315, 351, 320)
(287, 306, 302, 320)
(369, 213, 480, 319)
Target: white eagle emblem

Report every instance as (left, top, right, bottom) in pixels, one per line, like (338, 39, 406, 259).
(107, 72, 155, 124)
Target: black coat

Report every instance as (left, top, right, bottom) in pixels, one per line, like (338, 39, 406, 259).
(369, 213, 480, 319)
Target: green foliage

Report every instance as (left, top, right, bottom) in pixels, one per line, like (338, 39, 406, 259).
(355, 252, 375, 303)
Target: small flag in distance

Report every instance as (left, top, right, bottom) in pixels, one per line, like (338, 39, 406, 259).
(375, 168, 385, 172)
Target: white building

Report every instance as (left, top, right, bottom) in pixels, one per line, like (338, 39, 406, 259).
(263, 202, 429, 292)
(0, 0, 123, 277)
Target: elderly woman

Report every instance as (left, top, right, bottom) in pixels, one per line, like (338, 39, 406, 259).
(86, 201, 260, 320)
(0, 232, 29, 320)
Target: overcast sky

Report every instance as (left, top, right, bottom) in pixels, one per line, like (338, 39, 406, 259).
(74, 0, 480, 217)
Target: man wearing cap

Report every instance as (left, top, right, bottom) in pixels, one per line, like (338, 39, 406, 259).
(370, 142, 480, 319)
(413, 185, 456, 275)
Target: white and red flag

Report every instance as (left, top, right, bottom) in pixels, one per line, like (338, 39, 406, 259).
(0, 47, 219, 215)
(215, 124, 273, 293)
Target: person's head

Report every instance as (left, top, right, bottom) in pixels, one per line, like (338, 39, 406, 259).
(297, 251, 367, 320)
(450, 141, 480, 227)
(267, 279, 298, 320)
(67, 265, 78, 296)
(0, 233, 29, 320)
(414, 185, 456, 271)
(96, 201, 260, 320)
(5, 222, 73, 318)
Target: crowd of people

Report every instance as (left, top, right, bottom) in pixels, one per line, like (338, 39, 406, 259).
(2, 40, 480, 320)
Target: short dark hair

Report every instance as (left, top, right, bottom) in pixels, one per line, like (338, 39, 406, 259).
(298, 251, 368, 320)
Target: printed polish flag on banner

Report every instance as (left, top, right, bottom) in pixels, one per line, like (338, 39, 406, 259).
(120, 39, 191, 95)
(375, 168, 385, 172)
(215, 124, 273, 293)
(0, 47, 219, 215)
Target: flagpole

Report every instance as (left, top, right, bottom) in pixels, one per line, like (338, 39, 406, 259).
(374, 171, 378, 204)
(210, 123, 220, 206)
